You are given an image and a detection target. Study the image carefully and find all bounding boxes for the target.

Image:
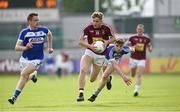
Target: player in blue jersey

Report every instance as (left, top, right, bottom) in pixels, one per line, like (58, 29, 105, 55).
(8, 13, 53, 105)
(88, 38, 133, 102)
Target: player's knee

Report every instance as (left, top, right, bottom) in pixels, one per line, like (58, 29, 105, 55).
(136, 74, 142, 78)
(102, 75, 108, 80)
(20, 72, 29, 79)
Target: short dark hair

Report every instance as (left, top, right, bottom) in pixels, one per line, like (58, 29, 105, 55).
(27, 13, 38, 21)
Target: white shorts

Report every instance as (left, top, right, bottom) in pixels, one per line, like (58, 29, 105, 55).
(19, 57, 42, 71)
(84, 49, 105, 66)
(129, 58, 146, 68)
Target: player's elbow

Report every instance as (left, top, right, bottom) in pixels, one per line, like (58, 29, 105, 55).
(79, 36, 85, 45)
(15, 45, 22, 51)
(149, 47, 153, 52)
(48, 35, 53, 40)
(15, 45, 19, 51)
(78, 41, 83, 46)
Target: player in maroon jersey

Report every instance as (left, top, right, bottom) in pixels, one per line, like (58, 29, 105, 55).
(128, 24, 153, 97)
(77, 11, 116, 101)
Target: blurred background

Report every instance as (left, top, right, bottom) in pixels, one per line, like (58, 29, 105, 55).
(0, 0, 180, 76)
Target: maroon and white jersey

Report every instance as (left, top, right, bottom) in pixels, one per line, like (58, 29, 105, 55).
(129, 35, 151, 60)
(82, 23, 114, 55)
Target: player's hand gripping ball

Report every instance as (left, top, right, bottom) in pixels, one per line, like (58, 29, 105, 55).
(93, 41, 105, 53)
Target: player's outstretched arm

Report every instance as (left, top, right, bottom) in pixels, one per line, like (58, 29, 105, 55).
(47, 30, 53, 54)
(110, 60, 131, 86)
(15, 40, 32, 51)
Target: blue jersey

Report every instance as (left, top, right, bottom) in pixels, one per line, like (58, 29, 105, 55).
(18, 26, 49, 60)
(106, 44, 131, 62)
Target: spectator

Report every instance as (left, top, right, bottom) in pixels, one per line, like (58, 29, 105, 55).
(45, 54, 55, 77)
(55, 50, 73, 77)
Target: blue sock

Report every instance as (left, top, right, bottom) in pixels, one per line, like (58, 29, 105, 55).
(13, 88, 21, 99)
(93, 88, 101, 96)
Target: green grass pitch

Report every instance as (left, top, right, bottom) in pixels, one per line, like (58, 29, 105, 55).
(0, 73, 180, 112)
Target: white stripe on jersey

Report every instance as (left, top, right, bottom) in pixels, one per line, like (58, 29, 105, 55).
(24, 31, 46, 38)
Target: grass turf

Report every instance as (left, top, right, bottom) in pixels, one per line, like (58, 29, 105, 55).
(0, 73, 180, 112)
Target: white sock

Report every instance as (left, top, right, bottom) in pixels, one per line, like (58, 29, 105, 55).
(134, 85, 140, 93)
(16, 87, 22, 91)
(79, 89, 84, 93)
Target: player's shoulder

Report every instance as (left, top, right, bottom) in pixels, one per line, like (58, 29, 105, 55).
(121, 45, 131, 54)
(106, 44, 115, 56)
(143, 34, 150, 39)
(107, 44, 115, 51)
(101, 23, 112, 30)
(107, 44, 114, 48)
(38, 26, 49, 30)
(122, 45, 129, 49)
(128, 34, 137, 41)
(22, 27, 30, 31)
(19, 27, 30, 34)
(37, 26, 50, 34)
(129, 34, 137, 39)
(83, 23, 93, 30)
